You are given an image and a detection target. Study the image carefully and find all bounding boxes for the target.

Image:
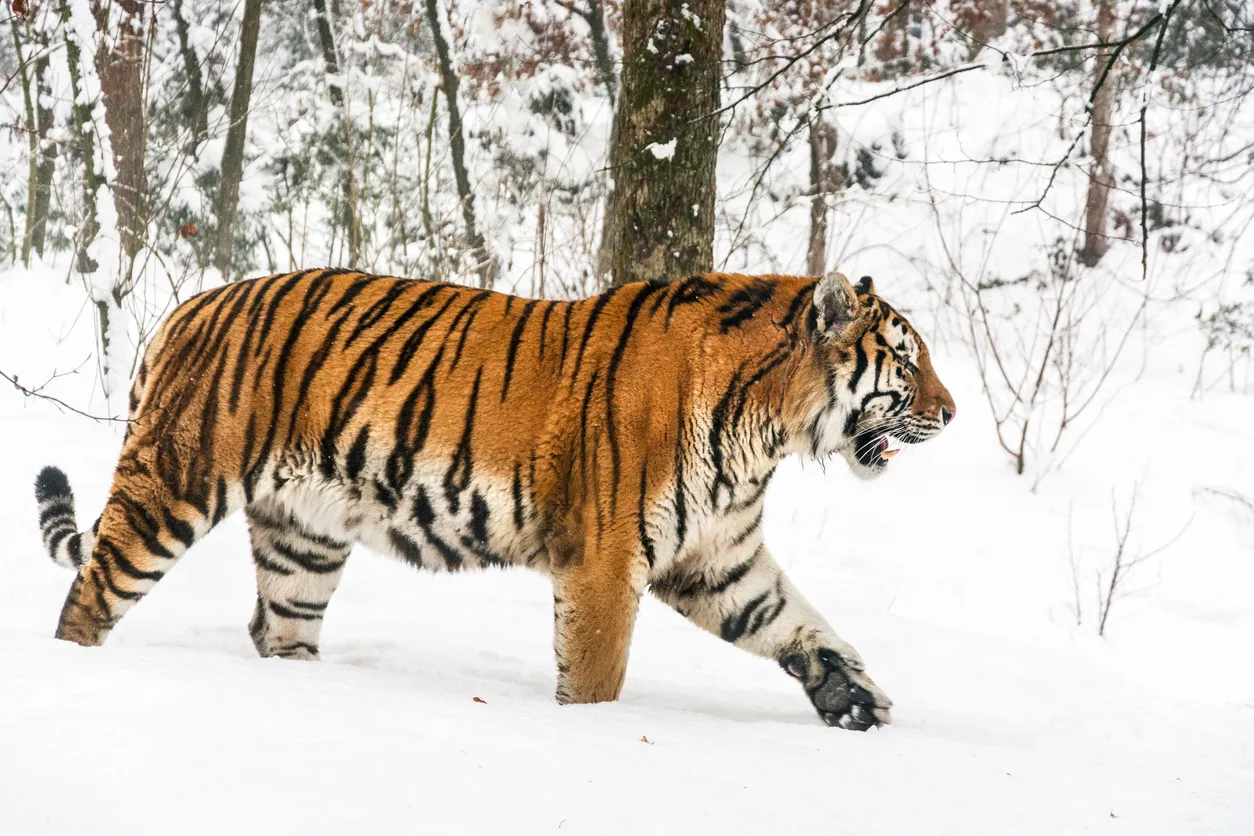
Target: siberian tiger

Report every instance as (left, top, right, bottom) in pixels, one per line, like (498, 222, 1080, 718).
(35, 268, 954, 730)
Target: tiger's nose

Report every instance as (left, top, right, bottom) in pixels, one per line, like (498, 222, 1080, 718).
(940, 407, 955, 426)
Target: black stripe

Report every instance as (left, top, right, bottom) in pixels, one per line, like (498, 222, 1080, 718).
(386, 343, 447, 493)
(511, 462, 525, 530)
(747, 592, 786, 636)
(387, 286, 457, 384)
(268, 599, 322, 620)
(559, 302, 575, 366)
(443, 368, 482, 515)
(345, 424, 370, 481)
(470, 492, 490, 543)
(47, 527, 74, 555)
(710, 553, 758, 594)
(389, 529, 425, 567)
(252, 546, 296, 576)
(604, 281, 667, 514)
(448, 291, 493, 372)
(577, 369, 601, 495)
(537, 301, 556, 360)
(162, 508, 196, 550)
(95, 555, 147, 600)
(269, 538, 346, 574)
(326, 273, 387, 318)
(673, 396, 687, 554)
(637, 463, 656, 568)
(720, 589, 771, 643)
(729, 510, 763, 547)
(247, 275, 337, 490)
(374, 479, 400, 511)
(666, 275, 721, 329)
(570, 285, 622, 384)
(39, 502, 75, 528)
(779, 284, 814, 332)
(255, 271, 313, 356)
(412, 487, 464, 571)
(850, 341, 868, 392)
(501, 299, 539, 401)
(112, 493, 174, 560)
(66, 533, 84, 567)
(718, 279, 775, 332)
(345, 279, 414, 347)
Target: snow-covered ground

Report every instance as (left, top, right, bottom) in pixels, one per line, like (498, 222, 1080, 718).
(2, 270, 1253, 834)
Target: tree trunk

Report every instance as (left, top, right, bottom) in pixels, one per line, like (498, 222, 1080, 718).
(173, 0, 210, 148)
(92, 0, 148, 264)
(806, 117, 838, 277)
(11, 17, 37, 264)
(605, 0, 724, 287)
(1078, 0, 1117, 268)
(313, 0, 343, 105)
(28, 11, 56, 261)
(313, 0, 363, 268)
(214, 0, 264, 279)
(424, 0, 495, 288)
(60, 0, 102, 274)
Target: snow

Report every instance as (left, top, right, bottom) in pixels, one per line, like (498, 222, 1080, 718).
(1, 266, 1253, 834)
(645, 138, 677, 160)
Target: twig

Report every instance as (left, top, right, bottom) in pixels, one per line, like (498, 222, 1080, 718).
(1, 367, 130, 423)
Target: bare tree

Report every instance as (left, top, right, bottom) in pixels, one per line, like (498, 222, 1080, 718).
(1078, 0, 1117, 268)
(12, 8, 57, 263)
(604, 0, 725, 286)
(214, 0, 264, 279)
(1095, 483, 1189, 636)
(424, 0, 496, 288)
(173, 0, 210, 149)
(574, 0, 618, 99)
(806, 117, 839, 276)
(92, 0, 149, 268)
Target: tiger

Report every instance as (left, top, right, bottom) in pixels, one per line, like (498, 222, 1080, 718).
(35, 268, 954, 730)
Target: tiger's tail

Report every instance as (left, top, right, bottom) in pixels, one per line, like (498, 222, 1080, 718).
(35, 466, 98, 570)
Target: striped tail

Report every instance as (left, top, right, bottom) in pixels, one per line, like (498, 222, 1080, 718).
(35, 467, 97, 570)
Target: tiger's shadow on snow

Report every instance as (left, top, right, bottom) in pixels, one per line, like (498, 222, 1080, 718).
(139, 629, 1031, 745)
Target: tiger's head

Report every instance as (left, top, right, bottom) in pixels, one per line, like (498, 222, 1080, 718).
(804, 271, 955, 479)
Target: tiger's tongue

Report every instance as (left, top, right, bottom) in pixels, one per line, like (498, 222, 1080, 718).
(881, 446, 900, 460)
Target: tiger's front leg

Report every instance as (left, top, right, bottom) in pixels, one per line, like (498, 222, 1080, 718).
(550, 534, 651, 705)
(651, 545, 892, 730)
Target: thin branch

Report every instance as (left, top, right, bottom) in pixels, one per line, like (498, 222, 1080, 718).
(1, 367, 131, 423)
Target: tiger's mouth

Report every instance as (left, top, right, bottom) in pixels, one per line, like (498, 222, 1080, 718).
(852, 431, 904, 469)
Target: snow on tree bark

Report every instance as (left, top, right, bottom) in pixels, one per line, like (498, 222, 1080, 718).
(91, 0, 148, 265)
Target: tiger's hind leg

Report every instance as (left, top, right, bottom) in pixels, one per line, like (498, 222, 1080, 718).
(55, 469, 235, 647)
(245, 499, 351, 661)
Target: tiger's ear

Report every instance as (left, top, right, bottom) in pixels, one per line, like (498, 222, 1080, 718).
(813, 271, 861, 339)
(854, 275, 876, 296)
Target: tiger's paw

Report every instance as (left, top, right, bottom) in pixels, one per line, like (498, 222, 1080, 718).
(781, 647, 892, 731)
